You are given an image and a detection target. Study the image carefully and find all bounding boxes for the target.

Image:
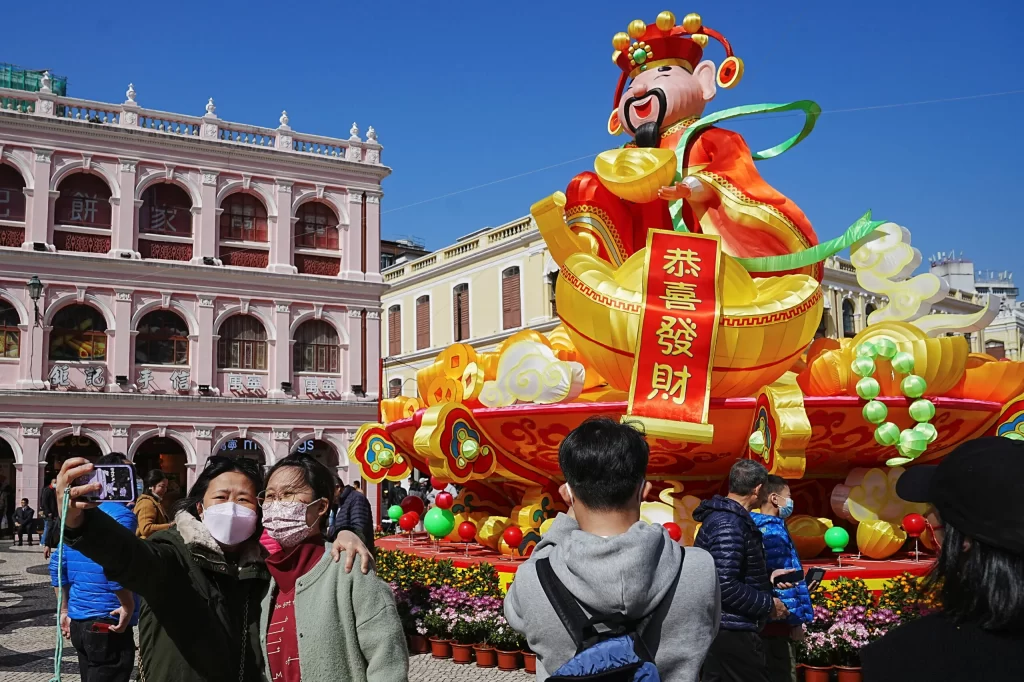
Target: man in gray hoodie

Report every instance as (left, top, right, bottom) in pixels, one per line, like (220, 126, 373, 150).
(504, 417, 721, 681)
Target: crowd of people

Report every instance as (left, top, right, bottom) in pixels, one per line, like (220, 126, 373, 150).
(31, 418, 1024, 681)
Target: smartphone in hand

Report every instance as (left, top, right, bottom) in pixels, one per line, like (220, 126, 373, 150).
(72, 465, 137, 503)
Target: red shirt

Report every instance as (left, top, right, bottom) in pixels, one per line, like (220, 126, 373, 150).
(265, 540, 325, 682)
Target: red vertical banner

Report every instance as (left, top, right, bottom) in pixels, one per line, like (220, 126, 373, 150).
(624, 230, 722, 443)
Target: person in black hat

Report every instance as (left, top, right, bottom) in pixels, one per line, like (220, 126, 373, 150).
(861, 436, 1024, 682)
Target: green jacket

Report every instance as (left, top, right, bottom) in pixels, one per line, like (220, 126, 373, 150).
(259, 543, 408, 682)
(66, 508, 269, 682)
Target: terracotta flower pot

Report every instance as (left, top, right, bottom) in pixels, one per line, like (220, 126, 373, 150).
(451, 643, 474, 664)
(836, 666, 863, 682)
(497, 649, 521, 671)
(801, 664, 832, 682)
(522, 651, 537, 674)
(407, 635, 429, 655)
(474, 645, 497, 668)
(429, 637, 451, 659)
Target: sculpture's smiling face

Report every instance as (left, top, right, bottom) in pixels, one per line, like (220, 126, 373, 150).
(617, 61, 717, 146)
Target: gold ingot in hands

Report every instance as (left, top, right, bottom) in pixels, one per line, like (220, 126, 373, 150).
(594, 147, 677, 204)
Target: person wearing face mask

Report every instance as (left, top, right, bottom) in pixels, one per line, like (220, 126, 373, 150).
(504, 417, 720, 681)
(751, 475, 814, 682)
(259, 454, 407, 682)
(53, 455, 375, 682)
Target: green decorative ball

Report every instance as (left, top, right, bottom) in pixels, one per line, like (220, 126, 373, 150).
(874, 337, 898, 359)
(851, 357, 876, 378)
(633, 48, 648, 63)
(387, 505, 403, 522)
(862, 400, 888, 425)
(424, 506, 456, 538)
(377, 449, 395, 469)
(1003, 431, 1024, 441)
(874, 422, 900, 446)
(748, 431, 765, 454)
(891, 351, 916, 374)
(856, 341, 878, 358)
(897, 427, 929, 458)
(461, 438, 480, 461)
(901, 374, 927, 398)
(886, 455, 914, 467)
(913, 422, 938, 444)
(824, 526, 850, 553)
(856, 377, 881, 401)
(909, 399, 936, 423)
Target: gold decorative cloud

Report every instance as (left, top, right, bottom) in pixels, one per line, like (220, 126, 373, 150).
(479, 340, 586, 407)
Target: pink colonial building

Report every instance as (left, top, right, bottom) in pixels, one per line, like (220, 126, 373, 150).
(0, 74, 387, 510)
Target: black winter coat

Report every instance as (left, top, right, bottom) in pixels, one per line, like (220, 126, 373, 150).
(328, 487, 375, 549)
(694, 495, 773, 631)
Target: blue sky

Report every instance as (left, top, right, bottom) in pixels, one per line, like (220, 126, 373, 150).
(5, 1, 1023, 274)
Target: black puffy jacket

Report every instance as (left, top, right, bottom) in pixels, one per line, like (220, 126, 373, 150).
(694, 495, 773, 631)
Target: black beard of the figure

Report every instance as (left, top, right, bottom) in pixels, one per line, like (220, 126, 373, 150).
(634, 122, 662, 148)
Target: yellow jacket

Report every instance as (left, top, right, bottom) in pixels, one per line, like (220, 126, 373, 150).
(134, 493, 172, 539)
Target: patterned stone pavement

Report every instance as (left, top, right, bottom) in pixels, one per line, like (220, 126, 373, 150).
(0, 540, 531, 681)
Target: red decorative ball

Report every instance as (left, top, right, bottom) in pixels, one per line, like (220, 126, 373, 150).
(458, 521, 477, 542)
(663, 522, 683, 542)
(430, 476, 447, 491)
(502, 526, 524, 548)
(399, 512, 419, 532)
(902, 513, 927, 538)
(400, 495, 425, 517)
(435, 492, 454, 510)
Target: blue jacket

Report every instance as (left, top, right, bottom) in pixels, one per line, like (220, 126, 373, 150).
(751, 513, 814, 625)
(50, 502, 141, 625)
(694, 495, 773, 631)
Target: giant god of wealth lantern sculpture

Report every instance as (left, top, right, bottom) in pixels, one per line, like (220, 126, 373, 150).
(351, 11, 1024, 564)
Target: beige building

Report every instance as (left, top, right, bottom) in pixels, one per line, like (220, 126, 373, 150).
(381, 218, 987, 395)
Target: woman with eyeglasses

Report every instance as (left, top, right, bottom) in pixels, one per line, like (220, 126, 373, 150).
(54, 455, 374, 682)
(259, 453, 407, 681)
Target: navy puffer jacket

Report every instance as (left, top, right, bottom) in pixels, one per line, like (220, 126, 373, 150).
(694, 495, 773, 631)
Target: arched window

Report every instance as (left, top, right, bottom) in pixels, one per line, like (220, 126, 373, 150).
(55, 174, 112, 228)
(388, 305, 401, 356)
(136, 310, 189, 365)
(389, 378, 402, 398)
(0, 299, 20, 358)
(220, 193, 268, 242)
(293, 320, 340, 373)
(842, 300, 856, 338)
(217, 315, 267, 370)
(865, 303, 877, 323)
(0, 164, 27, 223)
(415, 296, 430, 350)
(501, 267, 521, 330)
(140, 184, 193, 236)
(815, 310, 828, 339)
(295, 202, 339, 250)
(49, 305, 108, 361)
(547, 271, 558, 318)
(453, 284, 469, 342)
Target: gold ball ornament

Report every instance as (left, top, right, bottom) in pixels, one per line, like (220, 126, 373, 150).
(612, 50, 621, 65)
(612, 32, 630, 51)
(656, 11, 676, 31)
(691, 34, 709, 48)
(717, 56, 745, 89)
(682, 13, 702, 32)
(627, 19, 647, 39)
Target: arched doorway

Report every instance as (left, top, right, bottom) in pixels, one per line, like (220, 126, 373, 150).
(134, 437, 188, 507)
(44, 435, 102, 485)
(0, 437, 14, 505)
(216, 437, 267, 466)
(291, 438, 339, 470)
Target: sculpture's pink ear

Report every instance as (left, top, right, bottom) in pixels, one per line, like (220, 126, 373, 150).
(694, 60, 718, 102)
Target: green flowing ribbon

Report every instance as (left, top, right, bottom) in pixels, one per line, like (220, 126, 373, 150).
(733, 211, 887, 273)
(668, 100, 821, 232)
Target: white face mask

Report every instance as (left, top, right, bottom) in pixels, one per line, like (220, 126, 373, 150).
(201, 502, 258, 547)
(262, 500, 323, 549)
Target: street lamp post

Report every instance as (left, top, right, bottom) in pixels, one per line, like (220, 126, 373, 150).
(26, 275, 43, 326)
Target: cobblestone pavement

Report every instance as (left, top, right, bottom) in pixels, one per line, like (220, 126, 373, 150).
(0, 540, 531, 681)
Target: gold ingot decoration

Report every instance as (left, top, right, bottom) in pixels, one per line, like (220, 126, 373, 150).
(594, 147, 677, 204)
(947, 354, 1024, 404)
(612, 31, 631, 50)
(627, 19, 647, 39)
(682, 12, 702, 32)
(857, 519, 907, 560)
(655, 11, 676, 30)
(786, 515, 832, 559)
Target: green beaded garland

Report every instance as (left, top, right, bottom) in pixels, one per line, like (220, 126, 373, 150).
(891, 351, 916, 374)
(851, 357, 876, 377)
(862, 400, 888, 424)
(856, 341, 878, 358)
(909, 398, 936, 423)
(886, 455, 914, 467)
(874, 422, 900, 446)
(873, 337, 898, 359)
(913, 422, 938, 444)
(897, 427, 928, 458)
(856, 377, 880, 400)
(901, 374, 927, 398)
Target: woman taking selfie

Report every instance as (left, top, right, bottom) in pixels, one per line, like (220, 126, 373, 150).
(54, 455, 374, 682)
(134, 469, 172, 539)
(259, 454, 407, 681)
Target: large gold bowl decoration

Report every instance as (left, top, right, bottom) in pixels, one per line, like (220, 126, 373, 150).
(594, 147, 677, 203)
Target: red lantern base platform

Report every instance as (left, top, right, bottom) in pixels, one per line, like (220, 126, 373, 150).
(377, 535, 933, 594)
